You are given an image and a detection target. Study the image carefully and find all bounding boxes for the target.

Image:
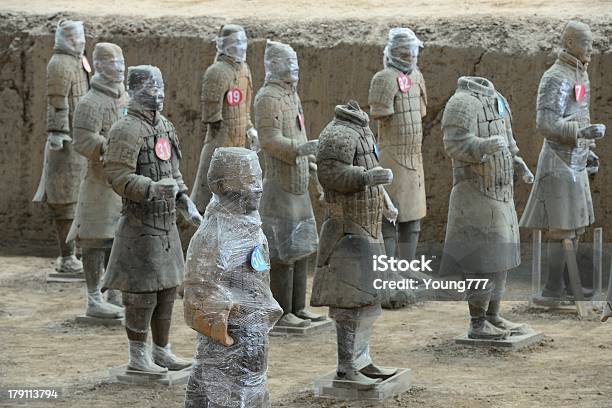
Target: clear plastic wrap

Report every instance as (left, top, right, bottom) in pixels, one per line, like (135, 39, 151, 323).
(126, 65, 165, 111)
(54, 20, 85, 56)
(383, 27, 423, 72)
(263, 40, 299, 83)
(92, 42, 125, 84)
(216, 25, 248, 63)
(184, 147, 282, 408)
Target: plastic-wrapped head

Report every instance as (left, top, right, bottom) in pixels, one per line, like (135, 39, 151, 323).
(264, 40, 299, 83)
(127, 65, 165, 112)
(383, 27, 423, 73)
(208, 147, 263, 213)
(561, 20, 593, 65)
(54, 20, 86, 56)
(92, 43, 125, 84)
(216, 24, 248, 63)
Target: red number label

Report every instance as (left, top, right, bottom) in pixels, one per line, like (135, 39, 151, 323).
(397, 73, 412, 93)
(155, 138, 172, 161)
(226, 88, 244, 106)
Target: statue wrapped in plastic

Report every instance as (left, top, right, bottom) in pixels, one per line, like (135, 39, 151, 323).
(518, 21, 606, 310)
(191, 24, 259, 213)
(33, 20, 89, 274)
(254, 40, 323, 328)
(368, 27, 427, 309)
(184, 147, 282, 407)
(440, 76, 534, 340)
(69, 42, 128, 319)
(102, 65, 201, 374)
(311, 101, 398, 389)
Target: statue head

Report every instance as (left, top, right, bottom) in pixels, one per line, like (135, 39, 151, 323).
(383, 27, 423, 73)
(127, 65, 165, 112)
(264, 40, 299, 84)
(208, 147, 263, 213)
(561, 20, 593, 65)
(216, 24, 248, 63)
(54, 20, 86, 56)
(92, 43, 125, 84)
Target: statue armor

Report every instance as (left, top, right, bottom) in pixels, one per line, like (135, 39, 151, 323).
(102, 103, 186, 293)
(369, 66, 427, 222)
(191, 54, 254, 212)
(439, 76, 521, 276)
(184, 147, 282, 407)
(311, 103, 384, 309)
(520, 49, 594, 231)
(68, 74, 128, 244)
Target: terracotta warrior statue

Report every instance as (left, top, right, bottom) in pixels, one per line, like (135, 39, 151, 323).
(184, 147, 282, 407)
(368, 27, 427, 309)
(440, 76, 534, 340)
(191, 24, 259, 213)
(68, 42, 128, 318)
(33, 20, 89, 274)
(102, 65, 201, 373)
(254, 40, 322, 328)
(311, 101, 397, 389)
(519, 21, 606, 307)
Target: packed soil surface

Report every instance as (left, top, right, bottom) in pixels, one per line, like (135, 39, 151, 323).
(1, 243, 612, 408)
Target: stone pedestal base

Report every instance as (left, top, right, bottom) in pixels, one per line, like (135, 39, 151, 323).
(46, 272, 85, 283)
(455, 331, 544, 350)
(270, 318, 333, 336)
(75, 315, 123, 327)
(109, 365, 191, 386)
(313, 367, 411, 401)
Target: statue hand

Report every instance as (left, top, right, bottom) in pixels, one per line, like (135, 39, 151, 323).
(579, 124, 606, 140)
(365, 167, 393, 186)
(482, 135, 507, 155)
(513, 156, 534, 184)
(47, 132, 72, 151)
(177, 193, 203, 227)
(247, 127, 260, 153)
(184, 301, 236, 347)
(149, 178, 179, 200)
(296, 139, 318, 156)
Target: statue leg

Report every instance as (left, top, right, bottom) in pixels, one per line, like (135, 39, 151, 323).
(293, 257, 325, 322)
(122, 291, 166, 374)
(82, 246, 123, 319)
(103, 245, 123, 307)
(486, 271, 528, 335)
(271, 261, 310, 327)
(397, 219, 420, 263)
(382, 219, 397, 258)
(466, 272, 509, 340)
(151, 287, 192, 370)
(329, 305, 388, 388)
(49, 203, 82, 274)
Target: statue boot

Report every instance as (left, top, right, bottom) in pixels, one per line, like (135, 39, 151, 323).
(127, 340, 167, 374)
(486, 299, 529, 335)
(83, 248, 123, 319)
(152, 343, 192, 371)
(54, 219, 83, 273)
(468, 299, 509, 340)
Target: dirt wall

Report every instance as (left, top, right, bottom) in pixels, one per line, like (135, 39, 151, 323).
(0, 14, 610, 243)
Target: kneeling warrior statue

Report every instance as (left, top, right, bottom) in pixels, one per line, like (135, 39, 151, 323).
(102, 65, 202, 373)
(440, 76, 534, 340)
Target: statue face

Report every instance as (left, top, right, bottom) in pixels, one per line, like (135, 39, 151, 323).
(390, 44, 419, 71)
(567, 31, 593, 64)
(133, 72, 165, 111)
(95, 48, 125, 83)
(57, 23, 85, 54)
(219, 31, 248, 63)
(272, 56, 299, 83)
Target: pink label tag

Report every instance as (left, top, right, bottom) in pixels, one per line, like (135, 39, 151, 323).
(297, 113, 305, 130)
(82, 56, 91, 73)
(226, 88, 244, 106)
(575, 83, 585, 102)
(155, 138, 172, 161)
(397, 73, 412, 93)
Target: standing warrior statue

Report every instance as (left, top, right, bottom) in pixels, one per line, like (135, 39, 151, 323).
(440, 76, 533, 340)
(68, 42, 128, 319)
(102, 65, 201, 374)
(254, 40, 322, 328)
(191, 24, 259, 213)
(311, 101, 397, 389)
(33, 20, 89, 274)
(368, 27, 427, 266)
(519, 21, 606, 307)
(184, 147, 282, 408)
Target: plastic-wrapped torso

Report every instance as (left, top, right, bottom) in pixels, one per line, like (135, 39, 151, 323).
(102, 105, 186, 293)
(34, 51, 89, 205)
(255, 81, 317, 262)
(369, 67, 426, 221)
(68, 78, 128, 243)
(439, 77, 520, 276)
(519, 51, 594, 231)
(191, 56, 254, 211)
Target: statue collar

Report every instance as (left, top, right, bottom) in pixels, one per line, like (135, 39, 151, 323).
(52, 46, 82, 59)
(217, 54, 243, 68)
(91, 76, 124, 98)
(457, 76, 496, 97)
(127, 101, 159, 125)
(334, 101, 369, 127)
(267, 79, 297, 93)
(207, 196, 262, 225)
(558, 50, 586, 72)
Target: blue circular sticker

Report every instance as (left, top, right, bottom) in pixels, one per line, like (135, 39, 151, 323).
(497, 96, 506, 117)
(250, 245, 268, 272)
(373, 143, 380, 161)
